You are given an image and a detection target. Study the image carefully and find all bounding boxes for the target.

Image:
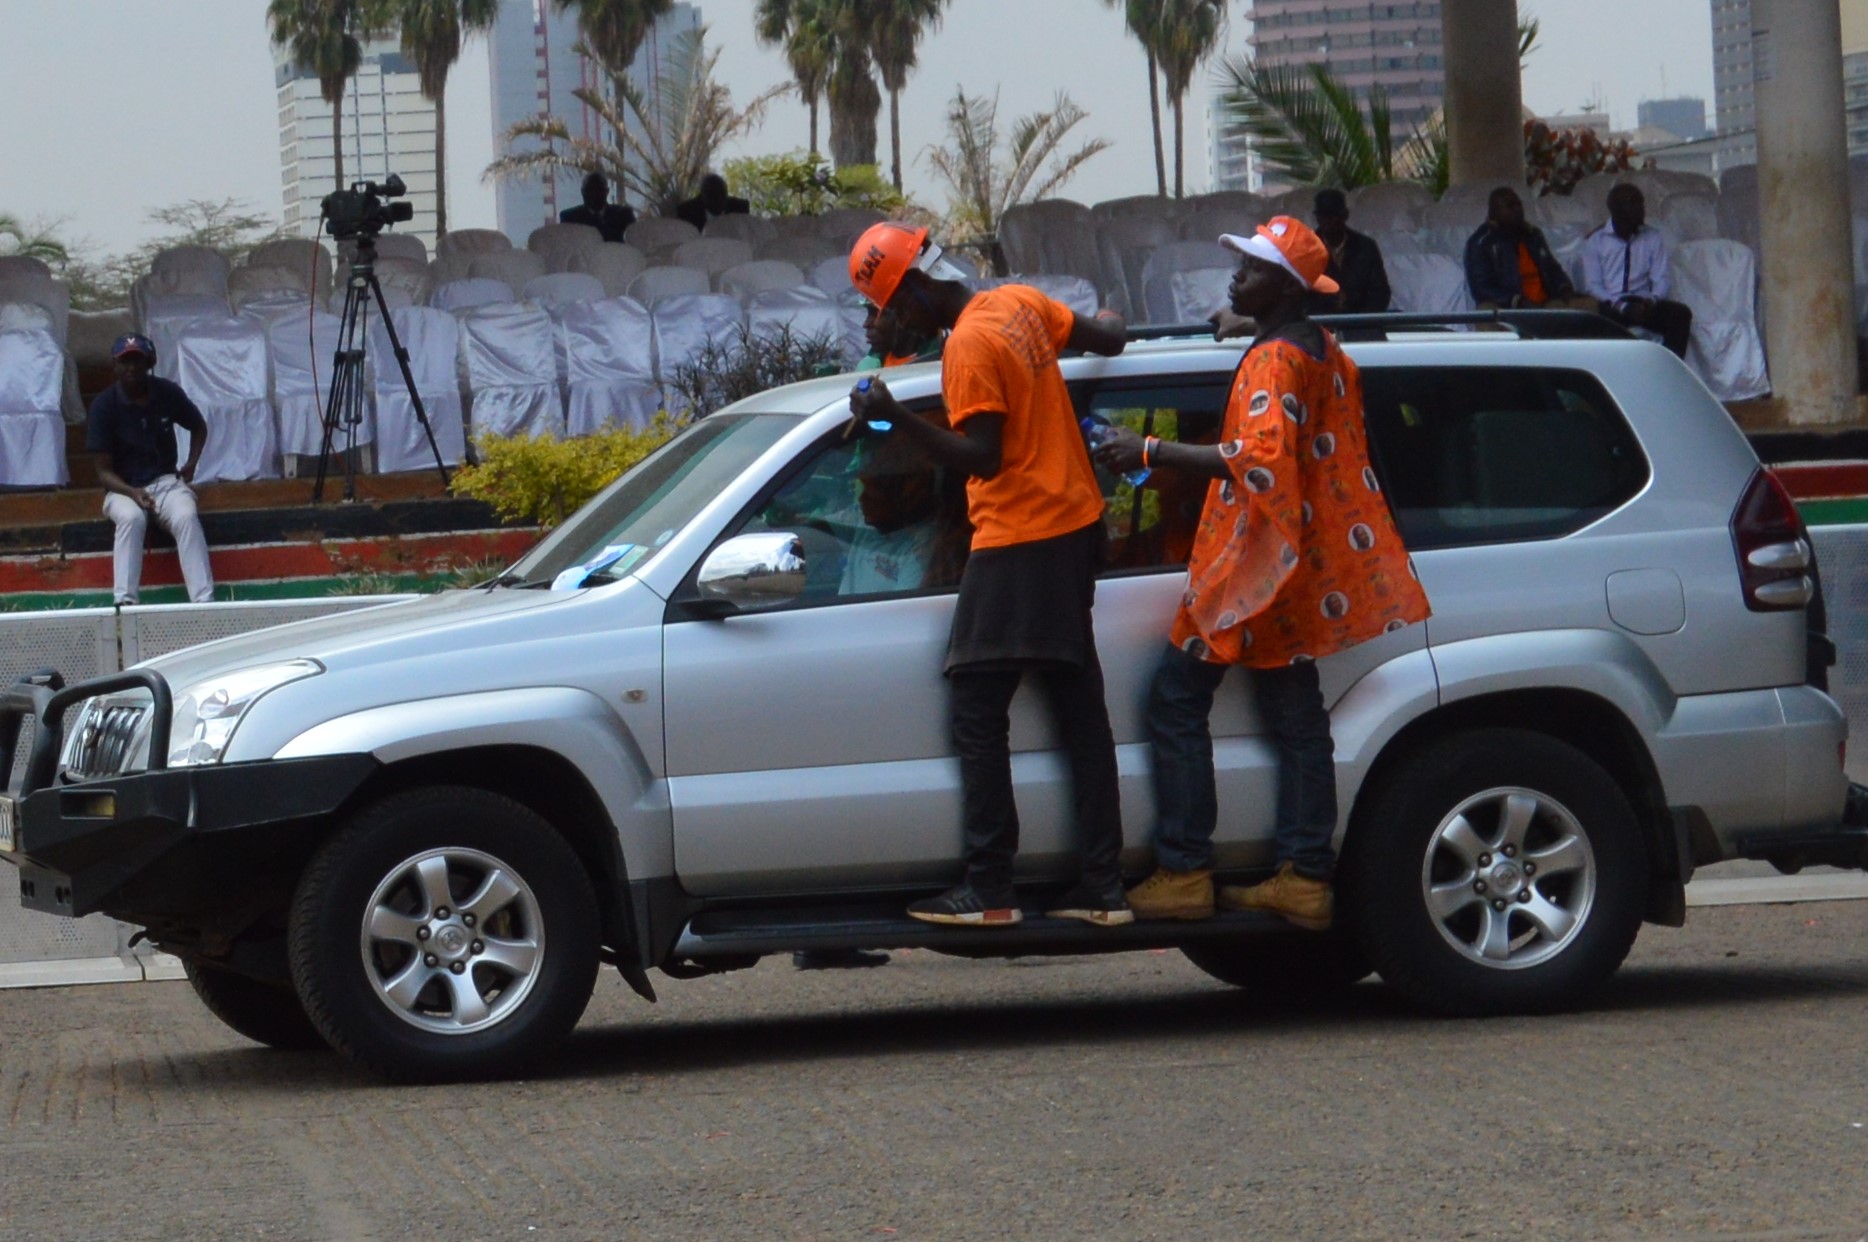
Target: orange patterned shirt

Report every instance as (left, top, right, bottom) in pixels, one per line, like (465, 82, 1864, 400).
(1169, 328, 1430, 668)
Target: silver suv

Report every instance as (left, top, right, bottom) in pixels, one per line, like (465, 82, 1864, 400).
(2, 314, 1858, 1080)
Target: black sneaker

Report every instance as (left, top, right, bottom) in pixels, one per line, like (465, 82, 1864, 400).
(1045, 882, 1135, 927)
(792, 948, 891, 970)
(906, 883, 1023, 926)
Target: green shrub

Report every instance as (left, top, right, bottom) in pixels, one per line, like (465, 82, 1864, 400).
(451, 419, 682, 529)
(722, 152, 908, 218)
(665, 322, 848, 419)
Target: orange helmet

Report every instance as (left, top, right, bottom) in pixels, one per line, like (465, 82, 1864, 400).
(849, 221, 928, 309)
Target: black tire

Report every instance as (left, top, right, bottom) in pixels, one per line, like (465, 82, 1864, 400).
(1343, 728, 1648, 1017)
(1181, 934, 1373, 1001)
(288, 786, 601, 1082)
(184, 960, 327, 1051)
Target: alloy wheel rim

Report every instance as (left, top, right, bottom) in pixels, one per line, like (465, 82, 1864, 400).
(359, 847, 545, 1034)
(1418, 785, 1596, 970)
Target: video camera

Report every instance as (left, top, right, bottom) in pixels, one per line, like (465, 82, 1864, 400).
(319, 173, 414, 241)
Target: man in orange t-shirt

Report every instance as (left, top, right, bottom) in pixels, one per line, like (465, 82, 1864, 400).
(1096, 217, 1430, 931)
(846, 222, 1133, 929)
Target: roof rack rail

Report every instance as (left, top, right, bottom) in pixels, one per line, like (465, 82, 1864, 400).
(1126, 309, 1634, 343)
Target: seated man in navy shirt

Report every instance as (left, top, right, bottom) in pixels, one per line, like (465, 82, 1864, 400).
(86, 334, 216, 605)
(558, 172, 636, 244)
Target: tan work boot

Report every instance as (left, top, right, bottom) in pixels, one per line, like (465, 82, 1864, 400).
(1124, 868, 1215, 920)
(1218, 863, 1332, 931)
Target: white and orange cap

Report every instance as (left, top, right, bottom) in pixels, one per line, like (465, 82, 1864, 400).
(1219, 216, 1340, 295)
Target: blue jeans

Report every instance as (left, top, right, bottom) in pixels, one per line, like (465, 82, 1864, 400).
(1145, 644, 1338, 880)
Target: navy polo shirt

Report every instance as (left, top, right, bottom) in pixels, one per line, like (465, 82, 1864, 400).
(85, 377, 207, 487)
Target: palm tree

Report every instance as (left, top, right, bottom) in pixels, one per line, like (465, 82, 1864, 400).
(925, 87, 1110, 251)
(267, 0, 385, 190)
(1103, 0, 1167, 198)
(395, 0, 499, 237)
(487, 26, 785, 216)
(0, 214, 69, 264)
(1216, 59, 1406, 189)
(553, 0, 674, 81)
(867, 0, 947, 191)
(1150, 0, 1223, 198)
(755, 0, 836, 157)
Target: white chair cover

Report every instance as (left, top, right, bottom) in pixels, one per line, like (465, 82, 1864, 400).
(524, 271, 606, 311)
(229, 265, 311, 311)
(718, 259, 807, 303)
(1187, 190, 1273, 219)
(1016, 274, 1101, 318)
(1140, 240, 1233, 324)
(1092, 194, 1189, 223)
(1348, 181, 1434, 233)
(1374, 229, 1424, 256)
(171, 316, 278, 482)
(366, 257, 434, 308)
(0, 255, 52, 281)
(367, 304, 463, 470)
(1671, 239, 1769, 401)
(557, 296, 658, 434)
(998, 200, 1088, 279)
(373, 233, 429, 265)
(458, 303, 561, 439)
(145, 293, 232, 380)
(150, 245, 232, 295)
(527, 221, 603, 264)
(1418, 199, 1479, 259)
(747, 285, 844, 353)
(627, 265, 711, 306)
(566, 243, 648, 298)
(1658, 194, 1722, 244)
(699, 213, 776, 246)
(814, 206, 887, 244)
(246, 239, 331, 303)
(1178, 208, 1261, 243)
(1098, 214, 1181, 322)
(238, 291, 316, 333)
(0, 273, 70, 348)
(370, 306, 465, 471)
(673, 237, 755, 281)
(808, 254, 855, 296)
(834, 288, 869, 365)
(436, 229, 512, 260)
(432, 278, 515, 312)
(266, 309, 345, 458)
(754, 235, 836, 268)
(651, 292, 744, 392)
(469, 249, 547, 291)
(624, 217, 701, 251)
(1386, 253, 1476, 315)
(429, 252, 473, 289)
(1167, 268, 1234, 323)
(0, 328, 67, 486)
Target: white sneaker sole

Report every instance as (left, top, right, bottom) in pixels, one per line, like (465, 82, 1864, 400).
(907, 908, 1023, 926)
(1044, 907, 1137, 927)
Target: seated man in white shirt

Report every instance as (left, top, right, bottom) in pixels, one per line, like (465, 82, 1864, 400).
(1582, 184, 1693, 358)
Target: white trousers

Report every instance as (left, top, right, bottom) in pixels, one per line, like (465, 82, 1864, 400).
(103, 475, 216, 605)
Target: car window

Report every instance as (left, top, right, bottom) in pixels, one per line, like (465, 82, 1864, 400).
(730, 423, 973, 604)
(1080, 377, 1232, 574)
(1360, 366, 1650, 549)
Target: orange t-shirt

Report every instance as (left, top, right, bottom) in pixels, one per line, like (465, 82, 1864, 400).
(941, 284, 1103, 550)
(1516, 242, 1547, 306)
(1169, 329, 1431, 668)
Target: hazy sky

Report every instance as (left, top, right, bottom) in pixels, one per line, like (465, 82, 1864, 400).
(0, 0, 1716, 257)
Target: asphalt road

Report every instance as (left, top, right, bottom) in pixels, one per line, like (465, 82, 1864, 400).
(3, 900, 1868, 1241)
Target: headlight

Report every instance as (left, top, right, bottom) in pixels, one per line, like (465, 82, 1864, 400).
(167, 660, 322, 767)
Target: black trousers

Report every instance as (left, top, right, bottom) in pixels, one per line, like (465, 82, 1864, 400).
(1602, 298, 1693, 359)
(949, 654, 1124, 898)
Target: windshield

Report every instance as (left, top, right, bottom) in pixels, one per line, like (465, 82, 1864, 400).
(500, 413, 797, 588)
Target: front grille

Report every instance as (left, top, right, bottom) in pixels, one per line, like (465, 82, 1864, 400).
(68, 704, 150, 779)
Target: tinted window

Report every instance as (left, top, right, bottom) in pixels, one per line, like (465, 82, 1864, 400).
(1080, 377, 1231, 573)
(1360, 367, 1648, 549)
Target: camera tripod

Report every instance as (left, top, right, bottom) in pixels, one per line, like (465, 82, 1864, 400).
(313, 232, 450, 502)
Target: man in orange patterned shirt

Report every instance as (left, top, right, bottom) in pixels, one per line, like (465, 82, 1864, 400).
(1096, 217, 1430, 930)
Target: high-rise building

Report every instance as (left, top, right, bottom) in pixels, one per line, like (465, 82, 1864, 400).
(1638, 97, 1709, 141)
(275, 40, 440, 250)
(1711, 0, 1868, 173)
(1221, 2, 1446, 191)
(487, 0, 701, 244)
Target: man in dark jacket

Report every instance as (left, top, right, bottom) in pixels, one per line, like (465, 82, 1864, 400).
(1307, 188, 1391, 314)
(1463, 186, 1595, 310)
(559, 172, 635, 243)
(674, 173, 751, 232)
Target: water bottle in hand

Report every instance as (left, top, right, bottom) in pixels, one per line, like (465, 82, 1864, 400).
(1082, 416, 1149, 486)
(855, 377, 891, 432)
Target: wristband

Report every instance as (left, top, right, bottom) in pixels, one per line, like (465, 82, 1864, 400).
(1143, 436, 1159, 469)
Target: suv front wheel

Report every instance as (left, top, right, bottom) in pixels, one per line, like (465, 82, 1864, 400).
(288, 786, 601, 1081)
(1345, 729, 1648, 1016)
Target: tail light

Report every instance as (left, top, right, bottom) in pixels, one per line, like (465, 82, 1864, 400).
(1730, 467, 1813, 612)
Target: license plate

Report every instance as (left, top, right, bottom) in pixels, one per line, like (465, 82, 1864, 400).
(0, 796, 14, 853)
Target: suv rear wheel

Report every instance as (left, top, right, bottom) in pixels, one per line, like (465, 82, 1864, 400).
(1345, 729, 1647, 1016)
(288, 786, 601, 1081)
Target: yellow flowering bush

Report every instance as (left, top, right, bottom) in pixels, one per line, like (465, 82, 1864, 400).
(451, 417, 683, 529)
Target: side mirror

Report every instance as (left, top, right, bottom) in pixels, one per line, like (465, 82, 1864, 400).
(694, 531, 807, 614)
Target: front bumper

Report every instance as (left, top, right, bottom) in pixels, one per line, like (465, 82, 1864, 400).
(4, 754, 380, 921)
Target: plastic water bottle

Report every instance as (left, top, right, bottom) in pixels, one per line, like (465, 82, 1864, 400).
(1082, 416, 1149, 486)
(855, 377, 891, 432)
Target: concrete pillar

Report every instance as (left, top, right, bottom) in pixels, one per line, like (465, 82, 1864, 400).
(1441, 0, 1524, 189)
(1753, 0, 1857, 426)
